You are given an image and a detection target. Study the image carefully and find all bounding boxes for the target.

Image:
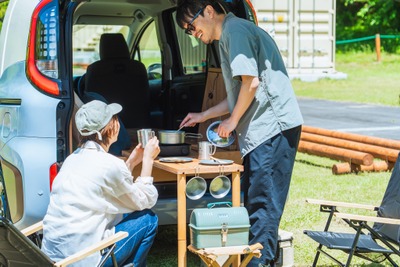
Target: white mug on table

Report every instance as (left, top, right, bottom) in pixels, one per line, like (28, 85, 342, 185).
(198, 141, 216, 160)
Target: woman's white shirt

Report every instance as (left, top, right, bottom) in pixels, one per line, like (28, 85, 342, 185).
(41, 141, 158, 266)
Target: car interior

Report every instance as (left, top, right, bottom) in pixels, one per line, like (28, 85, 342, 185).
(82, 33, 151, 129)
(71, 0, 206, 139)
(69, 0, 253, 158)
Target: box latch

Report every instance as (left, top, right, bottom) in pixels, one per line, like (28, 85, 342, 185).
(221, 223, 228, 246)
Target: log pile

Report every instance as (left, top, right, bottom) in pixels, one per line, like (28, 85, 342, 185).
(299, 126, 400, 175)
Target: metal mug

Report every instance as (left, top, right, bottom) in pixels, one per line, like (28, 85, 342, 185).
(198, 141, 216, 160)
(137, 129, 155, 147)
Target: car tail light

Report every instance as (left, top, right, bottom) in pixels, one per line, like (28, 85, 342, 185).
(27, 0, 60, 96)
(49, 163, 58, 191)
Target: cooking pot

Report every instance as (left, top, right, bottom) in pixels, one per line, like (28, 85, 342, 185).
(158, 130, 202, 144)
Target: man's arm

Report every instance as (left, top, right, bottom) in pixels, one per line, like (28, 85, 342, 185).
(179, 98, 230, 128)
(218, 75, 259, 137)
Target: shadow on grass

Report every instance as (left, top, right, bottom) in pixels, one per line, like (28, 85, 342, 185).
(296, 159, 332, 169)
(147, 225, 201, 267)
(149, 225, 398, 266)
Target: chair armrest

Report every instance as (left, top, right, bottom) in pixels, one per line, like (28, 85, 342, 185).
(306, 198, 378, 211)
(21, 221, 44, 236)
(54, 231, 128, 267)
(334, 212, 400, 225)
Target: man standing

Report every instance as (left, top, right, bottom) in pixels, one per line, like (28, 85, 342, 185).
(176, 1, 303, 266)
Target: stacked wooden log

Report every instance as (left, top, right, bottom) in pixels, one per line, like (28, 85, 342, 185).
(299, 126, 400, 175)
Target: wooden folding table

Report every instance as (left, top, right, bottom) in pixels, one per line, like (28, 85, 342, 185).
(153, 158, 244, 267)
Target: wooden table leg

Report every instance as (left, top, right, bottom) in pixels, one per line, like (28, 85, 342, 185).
(177, 173, 187, 267)
(232, 171, 241, 267)
(231, 171, 240, 207)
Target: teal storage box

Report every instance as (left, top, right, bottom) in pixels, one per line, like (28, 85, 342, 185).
(189, 205, 250, 249)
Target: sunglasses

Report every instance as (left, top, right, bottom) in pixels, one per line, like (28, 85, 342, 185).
(185, 7, 205, 35)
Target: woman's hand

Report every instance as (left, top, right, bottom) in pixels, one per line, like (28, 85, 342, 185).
(140, 137, 160, 177)
(127, 143, 144, 164)
(125, 143, 144, 172)
(143, 137, 160, 160)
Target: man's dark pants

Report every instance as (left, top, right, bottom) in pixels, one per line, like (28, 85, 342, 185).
(242, 126, 302, 266)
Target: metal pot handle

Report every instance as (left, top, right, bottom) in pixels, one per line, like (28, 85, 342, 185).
(185, 133, 203, 139)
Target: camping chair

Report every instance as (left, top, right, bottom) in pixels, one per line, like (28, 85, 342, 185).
(304, 153, 400, 266)
(0, 216, 128, 267)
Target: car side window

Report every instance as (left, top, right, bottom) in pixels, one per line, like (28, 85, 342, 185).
(173, 11, 207, 75)
(135, 21, 162, 80)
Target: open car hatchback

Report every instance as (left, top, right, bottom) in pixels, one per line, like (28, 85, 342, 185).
(0, 0, 257, 228)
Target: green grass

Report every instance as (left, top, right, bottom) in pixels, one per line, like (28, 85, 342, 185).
(147, 52, 400, 266)
(292, 52, 400, 106)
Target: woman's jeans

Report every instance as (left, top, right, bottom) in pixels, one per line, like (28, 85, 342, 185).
(104, 209, 158, 267)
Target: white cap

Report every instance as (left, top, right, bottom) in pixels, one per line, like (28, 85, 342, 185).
(75, 100, 122, 140)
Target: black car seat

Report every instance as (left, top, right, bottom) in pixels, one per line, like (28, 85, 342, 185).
(84, 33, 150, 128)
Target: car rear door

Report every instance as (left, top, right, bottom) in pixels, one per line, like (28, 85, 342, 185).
(0, 0, 73, 228)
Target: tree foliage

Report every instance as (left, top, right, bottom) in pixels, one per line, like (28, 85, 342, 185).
(336, 0, 400, 52)
(0, 1, 10, 32)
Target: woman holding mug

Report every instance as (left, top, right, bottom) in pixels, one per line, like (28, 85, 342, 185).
(41, 100, 160, 267)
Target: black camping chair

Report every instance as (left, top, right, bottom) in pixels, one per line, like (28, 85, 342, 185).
(304, 153, 400, 266)
(0, 216, 127, 267)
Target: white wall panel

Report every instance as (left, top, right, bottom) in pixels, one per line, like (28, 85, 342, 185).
(252, 0, 337, 78)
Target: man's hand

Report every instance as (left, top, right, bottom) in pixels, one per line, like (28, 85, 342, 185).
(218, 117, 238, 138)
(179, 112, 205, 128)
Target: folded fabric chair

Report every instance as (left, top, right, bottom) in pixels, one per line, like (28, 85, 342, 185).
(0, 216, 127, 267)
(304, 153, 400, 266)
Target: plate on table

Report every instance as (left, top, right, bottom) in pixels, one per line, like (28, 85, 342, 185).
(159, 157, 193, 163)
(199, 159, 234, 165)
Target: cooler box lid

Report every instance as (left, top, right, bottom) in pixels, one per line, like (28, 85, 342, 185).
(189, 206, 250, 230)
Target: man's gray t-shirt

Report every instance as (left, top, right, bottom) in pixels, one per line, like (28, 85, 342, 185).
(219, 13, 303, 157)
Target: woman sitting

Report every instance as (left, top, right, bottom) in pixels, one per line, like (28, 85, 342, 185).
(41, 100, 160, 267)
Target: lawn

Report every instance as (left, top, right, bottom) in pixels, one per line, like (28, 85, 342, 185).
(292, 52, 400, 106)
(148, 52, 400, 266)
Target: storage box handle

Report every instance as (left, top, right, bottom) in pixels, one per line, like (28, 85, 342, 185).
(207, 201, 232, 209)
